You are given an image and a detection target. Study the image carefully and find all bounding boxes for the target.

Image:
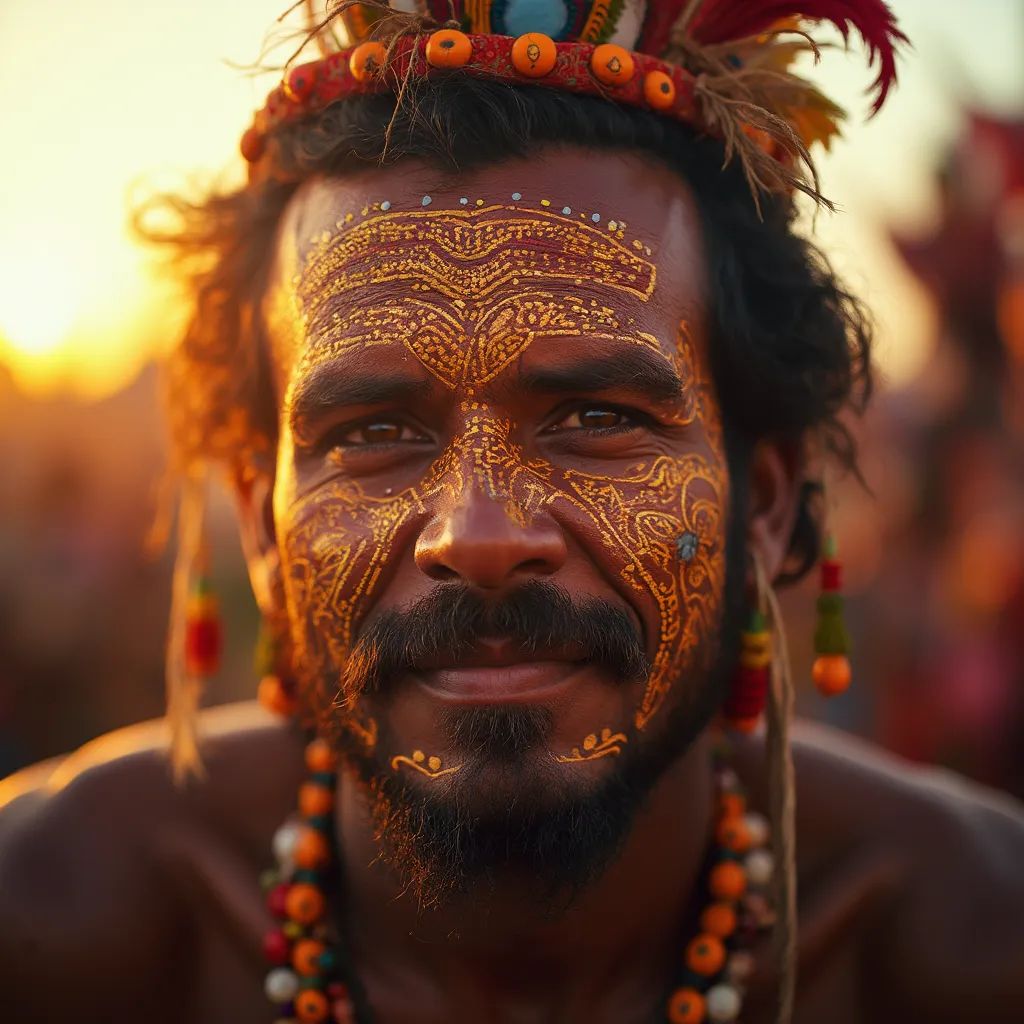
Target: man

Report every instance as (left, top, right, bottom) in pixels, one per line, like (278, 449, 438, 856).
(1, 2, 1023, 1022)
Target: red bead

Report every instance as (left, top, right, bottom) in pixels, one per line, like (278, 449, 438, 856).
(267, 882, 290, 919)
(722, 662, 768, 724)
(285, 61, 319, 102)
(185, 616, 221, 675)
(820, 560, 842, 591)
(263, 929, 290, 964)
(240, 127, 265, 162)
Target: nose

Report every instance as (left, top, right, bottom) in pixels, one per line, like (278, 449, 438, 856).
(415, 489, 567, 590)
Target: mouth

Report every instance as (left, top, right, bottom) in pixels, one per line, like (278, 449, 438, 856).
(410, 638, 594, 706)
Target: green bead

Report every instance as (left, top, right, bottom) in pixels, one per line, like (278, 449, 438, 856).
(260, 869, 280, 893)
(814, 593, 850, 654)
(282, 921, 304, 940)
(310, 772, 336, 788)
(306, 814, 333, 833)
(298, 975, 325, 990)
(317, 948, 339, 973)
(292, 868, 322, 885)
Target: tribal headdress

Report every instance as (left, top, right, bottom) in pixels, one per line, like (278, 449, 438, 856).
(241, 0, 906, 205)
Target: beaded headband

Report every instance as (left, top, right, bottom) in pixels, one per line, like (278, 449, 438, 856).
(241, 0, 906, 205)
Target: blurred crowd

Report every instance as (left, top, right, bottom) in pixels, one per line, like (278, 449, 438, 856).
(1, 111, 1022, 799)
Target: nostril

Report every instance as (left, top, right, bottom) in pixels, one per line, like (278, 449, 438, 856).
(424, 563, 459, 583)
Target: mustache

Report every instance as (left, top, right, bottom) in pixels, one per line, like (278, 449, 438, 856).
(338, 580, 649, 702)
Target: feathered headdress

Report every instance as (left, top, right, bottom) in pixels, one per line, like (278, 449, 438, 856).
(239, 0, 906, 207)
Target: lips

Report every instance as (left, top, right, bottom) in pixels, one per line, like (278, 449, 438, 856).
(410, 638, 592, 704)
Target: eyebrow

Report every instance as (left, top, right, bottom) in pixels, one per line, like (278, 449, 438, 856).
(518, 347, 685, 404)
(288, 362, 432, 435)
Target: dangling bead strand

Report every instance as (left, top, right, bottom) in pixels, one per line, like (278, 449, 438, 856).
(184, 572, 222, 678)
(256, 621, 300, 718)
(812, 533, 852, 696)
(722, 610, 771, 733)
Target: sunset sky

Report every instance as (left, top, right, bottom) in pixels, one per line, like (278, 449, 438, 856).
(1, 0, 1021, 397)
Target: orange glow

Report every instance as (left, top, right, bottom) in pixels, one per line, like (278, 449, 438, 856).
(0, 1, 1021, 398)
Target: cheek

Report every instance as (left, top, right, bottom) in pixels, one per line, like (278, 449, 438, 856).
(551, 445, 729, 729)
(278, 483, 418, 678)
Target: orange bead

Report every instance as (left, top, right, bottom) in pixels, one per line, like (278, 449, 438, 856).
(812, 654, 851, 696)
(685, 932, 726, 976)
(716, 816, 752, 854)
(292, 938, 326, 976)
(709, 860, 747, 901)
(299, 782, 334, 819)
(643, 70, 676, 109)
(589, 43, 634, 86)
(426, 29, 472, 68)
(724, 714, 760, 734)
(700, 901, 737, 938)
(667, 986, 706, 1024)
(349, 41, 387, 82)
(285, 883, 326, 925)
(718, 792, 746, 820)
(258, 674, 298, 718)
(511, 33, 557, 77)
(240, 127, 265, 162)
(305, 738, 338, 773)
(295, 988, 330, 1023)
(293, 827, 330, 869)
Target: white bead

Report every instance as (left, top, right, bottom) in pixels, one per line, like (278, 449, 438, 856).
(706, 983, 742, 1021)
(264, 967, 299, 1003)
(717, 768, 740, 791)
(745, 848, 774, 887)
(272, 821, 301, 868)
(726, 950, 754, 982)
(743, 811, 770, 848)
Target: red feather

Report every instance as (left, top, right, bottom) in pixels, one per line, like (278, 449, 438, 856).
(686, 0, 907, 114)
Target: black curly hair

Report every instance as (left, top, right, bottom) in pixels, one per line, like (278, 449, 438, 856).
(145, 75, 872, 584)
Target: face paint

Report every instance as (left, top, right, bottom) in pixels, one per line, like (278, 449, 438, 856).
(295, 204, 657, 391)
(555, 727, 629, 764)
(390, 750, 461, 779)
(277, 199, 728, 773)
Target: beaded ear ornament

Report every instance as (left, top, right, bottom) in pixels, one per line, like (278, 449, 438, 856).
(242, 0, 906, 207)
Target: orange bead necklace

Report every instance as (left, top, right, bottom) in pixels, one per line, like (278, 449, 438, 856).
(260, 741, 774, 1024)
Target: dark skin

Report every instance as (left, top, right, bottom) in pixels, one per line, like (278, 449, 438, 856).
(2, 151, 1024, 1023)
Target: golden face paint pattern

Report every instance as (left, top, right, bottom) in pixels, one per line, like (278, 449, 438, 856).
(279, 200, 728, 771)
(555, 727, 629, 764)
(296, 205, 656, 391)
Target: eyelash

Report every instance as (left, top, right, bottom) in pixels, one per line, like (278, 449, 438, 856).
(325, 402, 648, 452)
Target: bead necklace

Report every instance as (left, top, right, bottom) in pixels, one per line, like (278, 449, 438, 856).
(261, 739, 774, 1024)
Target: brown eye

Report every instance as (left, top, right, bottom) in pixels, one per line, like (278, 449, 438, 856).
(358, 421, 402, 444)
(578, 407, 625, 430)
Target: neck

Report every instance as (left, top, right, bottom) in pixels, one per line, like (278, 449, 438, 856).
(335, 732, 717, 1017)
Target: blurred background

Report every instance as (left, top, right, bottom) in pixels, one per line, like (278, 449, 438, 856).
(1, 1, 1022, 794)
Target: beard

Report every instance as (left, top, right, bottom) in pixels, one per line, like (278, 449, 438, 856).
(320, 515, 746, 910)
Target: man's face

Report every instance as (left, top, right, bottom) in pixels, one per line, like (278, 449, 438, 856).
(263, 149, 732, 895)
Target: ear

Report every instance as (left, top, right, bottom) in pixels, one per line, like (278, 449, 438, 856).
(232, 457, 284, 619)
(745, 438, 805, 583)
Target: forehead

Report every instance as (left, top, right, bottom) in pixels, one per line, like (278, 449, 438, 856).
(265, 148, 708, 390)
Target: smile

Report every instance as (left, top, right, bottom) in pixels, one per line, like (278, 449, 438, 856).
(410, 639, 593, 705)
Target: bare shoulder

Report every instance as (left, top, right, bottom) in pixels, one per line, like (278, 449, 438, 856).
(0, 702, 302, 1023)
(744, 721, 1024, 1020)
